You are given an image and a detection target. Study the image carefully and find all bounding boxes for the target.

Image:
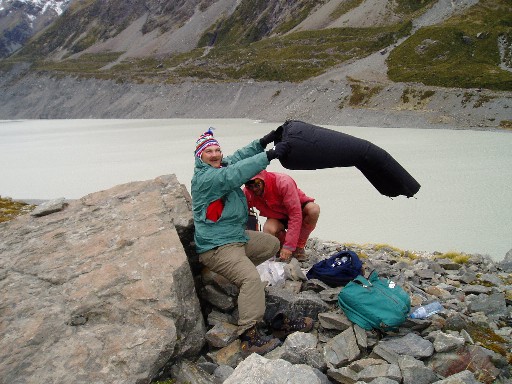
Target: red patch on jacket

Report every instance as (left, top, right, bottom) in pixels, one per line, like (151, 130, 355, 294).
(206, 199, 224, 222)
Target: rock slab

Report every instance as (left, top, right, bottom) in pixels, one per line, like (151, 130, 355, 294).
(0, 174, 205, 384)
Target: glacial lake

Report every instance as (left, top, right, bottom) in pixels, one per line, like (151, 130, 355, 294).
(1, 119, 511, 261)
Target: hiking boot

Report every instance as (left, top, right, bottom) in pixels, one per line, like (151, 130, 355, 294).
(270, 312, 314, 339)
(240, 325, 281, 355)
(292, 247, 308, 261)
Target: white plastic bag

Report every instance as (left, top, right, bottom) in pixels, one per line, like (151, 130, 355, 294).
(256, 259, 286, 287)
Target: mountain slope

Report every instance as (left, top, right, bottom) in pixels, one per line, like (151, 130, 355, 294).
(3, 0, 507, 92)
(0, 0, 511, 130)
(0, 0, 70, 57)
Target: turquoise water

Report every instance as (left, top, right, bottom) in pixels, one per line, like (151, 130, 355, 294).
(1, 119, 511, 261)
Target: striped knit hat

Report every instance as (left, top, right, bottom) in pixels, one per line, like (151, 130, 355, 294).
(194, 128, 220, 158)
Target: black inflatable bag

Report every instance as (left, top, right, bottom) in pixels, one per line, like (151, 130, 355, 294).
(275, 120, 421, 198)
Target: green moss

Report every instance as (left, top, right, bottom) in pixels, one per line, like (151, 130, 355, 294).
(459, 91, 498, 112)
(420, 89, 436, 100)
(465, 323, 511, 360)
(387, 0, 512, 91)
(348, 81, 384, 106)
(473, 94, 495, 108)
(401, 89, 411, 103)
(0, 197, 35, 223)
(499, 120, 512, 129)
(400, 88, 436, 108)
(372, 243, 406, 257)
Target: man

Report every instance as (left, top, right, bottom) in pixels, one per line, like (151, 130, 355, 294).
(191, 128, 312, 355)
(244, 170, 320, 262)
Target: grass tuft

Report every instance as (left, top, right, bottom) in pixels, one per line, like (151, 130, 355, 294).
(0, 197, 35, 223)
(372, 243, 406, 257)
(499, 120, 512, 129)
(348, 81, 384, 106)
(435, 251, 470, 264)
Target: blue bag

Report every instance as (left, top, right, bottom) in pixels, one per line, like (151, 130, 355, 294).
(306, 249, 363, 287)
(338, 270, 411, 332)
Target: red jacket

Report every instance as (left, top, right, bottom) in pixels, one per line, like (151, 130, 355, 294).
(243, 170, 314, 251)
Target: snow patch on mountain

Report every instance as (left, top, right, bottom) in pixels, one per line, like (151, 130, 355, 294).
(0, 0, 70, 16)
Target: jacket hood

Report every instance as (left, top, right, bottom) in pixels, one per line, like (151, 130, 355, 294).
(250, 170, 270, 182)
(247, 169, 277, 197)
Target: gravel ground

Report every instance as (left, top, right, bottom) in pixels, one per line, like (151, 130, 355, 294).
(0, 65, 510, 131)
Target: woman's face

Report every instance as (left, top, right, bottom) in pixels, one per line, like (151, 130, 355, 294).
(201, 145, 222, 168)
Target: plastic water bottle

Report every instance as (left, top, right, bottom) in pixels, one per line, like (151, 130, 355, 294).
(409, 301, 444, 319)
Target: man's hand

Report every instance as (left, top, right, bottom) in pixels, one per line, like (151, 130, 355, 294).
(266, 142, 290, 161)
(259, 125, 284, 148)
(279, 248, 292, 262)
(259, 130, 277, 148)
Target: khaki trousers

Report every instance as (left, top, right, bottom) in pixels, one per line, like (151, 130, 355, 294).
(199, 230, 280, 333)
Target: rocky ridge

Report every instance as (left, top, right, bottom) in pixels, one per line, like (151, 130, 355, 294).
(0, 175, 511, 384)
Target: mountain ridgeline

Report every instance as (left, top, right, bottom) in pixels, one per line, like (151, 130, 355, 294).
(0, 0, 511, 91)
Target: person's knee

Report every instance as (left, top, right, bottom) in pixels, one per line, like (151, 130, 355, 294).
(263, 225, 279, 236)
(260, 231, 280, 255)
(310, 202, 321, 217)
(263, 219, 283, 236)
(269, 234, 280, 254)
(304, 203, 320, 223)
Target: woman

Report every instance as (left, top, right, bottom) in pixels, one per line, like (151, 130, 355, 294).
(191, 128, 312, 354)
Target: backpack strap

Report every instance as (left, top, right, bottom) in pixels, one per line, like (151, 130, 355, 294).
(366, 269, 379, 281)
(352, 274, 372, 287)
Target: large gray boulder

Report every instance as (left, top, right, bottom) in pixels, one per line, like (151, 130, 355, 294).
(0, 174, 205, 384)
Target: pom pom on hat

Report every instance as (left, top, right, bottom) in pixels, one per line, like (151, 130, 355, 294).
(195, 128, 220, 158)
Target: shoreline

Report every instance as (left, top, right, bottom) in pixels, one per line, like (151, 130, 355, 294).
(2, 116, 511, 134)
(8, 196, 510, 263)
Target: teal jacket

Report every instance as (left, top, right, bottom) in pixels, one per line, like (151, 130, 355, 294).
(192, 139, 270, 254)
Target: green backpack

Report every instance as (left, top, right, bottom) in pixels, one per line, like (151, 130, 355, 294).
(338, 270, 411, 332)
